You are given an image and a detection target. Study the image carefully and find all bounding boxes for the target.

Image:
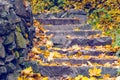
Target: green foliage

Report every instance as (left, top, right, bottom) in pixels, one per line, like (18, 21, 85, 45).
(29, 0, 66, 13)
(115, 35, 120, 46)
(117, 68, 120, 75)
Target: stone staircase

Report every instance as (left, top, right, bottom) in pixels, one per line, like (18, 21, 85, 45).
(35, 10, 119, 79)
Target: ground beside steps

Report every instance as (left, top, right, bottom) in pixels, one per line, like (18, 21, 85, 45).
(29, 17, 120, 79)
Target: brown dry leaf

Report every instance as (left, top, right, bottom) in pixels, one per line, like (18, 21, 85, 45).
(102, 74, 110, 79)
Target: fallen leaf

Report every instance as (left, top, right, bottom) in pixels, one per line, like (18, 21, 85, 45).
(21, 67, 33, 75)
(46, 40, 53, 48)
(42, 77, 48, 80)
(89, 67, 101, 77)
(32, 47, 41, 54)
(48, 52, 54, 61)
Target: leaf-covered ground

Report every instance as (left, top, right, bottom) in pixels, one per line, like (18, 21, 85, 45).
(17, 19, 120, 80)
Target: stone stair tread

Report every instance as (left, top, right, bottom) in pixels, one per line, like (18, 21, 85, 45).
(69, 37, 112, 46)
(44, 24, 92, 30)
(46, 30, 102, 36)
(38, 18, 82, 19)
(51, 36, 112, 47)
(50, 35, 106, 39)
(38, 66, 118, 77)
(55, 49, 115, 56)
(53, 58, 117, 64)
(37, 18, 86, 25)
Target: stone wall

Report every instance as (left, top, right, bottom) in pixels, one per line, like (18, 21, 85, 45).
(0, 0, 35, 80)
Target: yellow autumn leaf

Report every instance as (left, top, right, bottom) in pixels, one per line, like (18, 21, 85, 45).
(25, 34, 28, 38)
(66, 35, 71, 39)
(84, 46, 91, 50)
(52, 47, 61, 50)
(32, 47, 41, 54)
(75, 75, 82, 80)
(46, 40, 53, 48)
(104, 62, 111, 67)
(83, 55, 91, 59)
(17, 77, 23, 80)
(27, 77, 35, 80)
(53, 51, 62, 58)
(48, 51, 63, 59)
(44, 50, 50, 58)
(42, 77, 48, 80)
(38, 60, 48, 66)
(71, 45, 80, 50)
(21, 67, 33, 75)
(66, 76, 73, 80)
(49, 62, 58, 66)
(74, 28, 80, 31)
(89, 77, 96, 80)
(77, 51, 82, 55)
(48, 52, 54, 61)
(108, 25, 113, 30)
(82, 77, 89, 80)
(89, 67, 101, 77)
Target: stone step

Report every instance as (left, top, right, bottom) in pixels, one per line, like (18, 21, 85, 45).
(69, 37, 112, 47)
(55, 49, 115, 56)
(38, 66, 118, 77)
(37, 18, 86, 25)
(52, 58, 117, 65)
(37, 9, 87, 18)
(46, 30, 102, 37)
(44, 24, 92, 30)
(51, 37, 112, 47)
